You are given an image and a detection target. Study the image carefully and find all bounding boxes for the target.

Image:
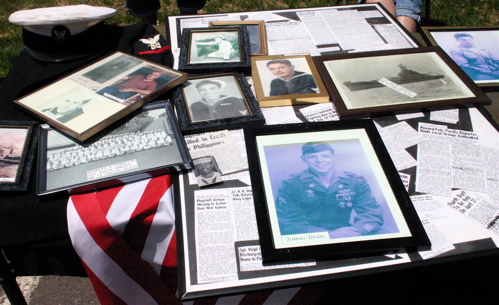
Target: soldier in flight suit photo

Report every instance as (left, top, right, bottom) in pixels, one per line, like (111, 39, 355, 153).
(275, 142, 384, 239)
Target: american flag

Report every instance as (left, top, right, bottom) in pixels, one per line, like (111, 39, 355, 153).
(67, 175, 326, 304)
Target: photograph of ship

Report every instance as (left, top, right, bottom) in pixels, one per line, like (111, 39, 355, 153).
(0, 127, 29, 183)
(324, 52, 475, 110)
(343, 64, 445, 91)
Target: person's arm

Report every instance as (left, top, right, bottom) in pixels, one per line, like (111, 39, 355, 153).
(119, 78, 157, 95)
(235, 98, 248, 115)
(349, 175, 384, 235)
(294, 74, 318, 94)
(119, 88, 154, 95)
(275, 179, 329, 235)
(449, 49, 490, 73)
(269, 79, 281, 96)
(365, 0, 418, 32)
(195, 41, 216, 46)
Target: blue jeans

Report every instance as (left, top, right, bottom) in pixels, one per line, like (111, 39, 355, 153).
(394, 0, 422, 23)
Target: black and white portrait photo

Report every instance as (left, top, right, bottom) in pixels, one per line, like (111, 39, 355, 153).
(182, 75, 251, 123)
(37, 88, 100, 124)
(192, 155, 222, 187)
(189, 30, 241, 64)
(254, 57, 319, 97)
(427, 29, 499, 84)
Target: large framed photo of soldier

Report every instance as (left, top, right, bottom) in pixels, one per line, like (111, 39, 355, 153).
(173, 72, 265, 134)
(37, 101, 192, 195)
(251, 54, 329, 107)
(313, 47, 491, 118)
(178, 27, 251, 73)
(244, 120, 430, 263)
(421, 26, 499, 87)
(0, 121, 37, 191)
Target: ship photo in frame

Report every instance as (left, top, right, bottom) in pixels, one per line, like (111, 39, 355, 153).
(313, 47, 491, 117)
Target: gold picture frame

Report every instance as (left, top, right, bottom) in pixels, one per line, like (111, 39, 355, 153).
(209, 20, 268, 56)
(251, 54, 329, 107)
(15, 52, 188, 141)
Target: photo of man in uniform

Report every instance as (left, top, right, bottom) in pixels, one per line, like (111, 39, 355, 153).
(448, 32, 499, 81)
(41, 98, 92, 124)
(186, 77, 250, 122)
(193, 156, 222, 187)
(274, 142, 384, 239)
(266, 59, 318, 96)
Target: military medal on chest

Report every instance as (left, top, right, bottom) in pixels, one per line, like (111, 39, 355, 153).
(336, 185, 356, 208)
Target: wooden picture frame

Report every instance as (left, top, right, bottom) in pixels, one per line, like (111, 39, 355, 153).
(244, 120, 431, 263)
(209, 20, 268, 55)
(15, 52, 188, 141)
(421, 26, 499, 87)
(173, 72, 265, 134)
(313, 46, 491, 118)
(251, 54, 330, 107)
(37, 101, 192, 195)
(178, 27, 251, 73)
(0, 121, 37, 191)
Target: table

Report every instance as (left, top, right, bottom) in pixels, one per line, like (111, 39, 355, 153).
(1, 3, 498, 304)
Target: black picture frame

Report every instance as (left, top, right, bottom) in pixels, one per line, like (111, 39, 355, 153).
(37, 101, 192, 195)
(313, 46, 492, 118)
(0, 120, 37, 191)
(420, 26, 499, 87)
(173, 72, 265, 134)
(178, 27, 251, 73)
(244, 120, 431, 263)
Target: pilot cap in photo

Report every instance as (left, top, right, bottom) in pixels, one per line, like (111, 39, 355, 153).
(9, 5, 117, 62)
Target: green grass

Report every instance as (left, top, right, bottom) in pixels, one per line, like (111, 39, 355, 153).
(1, 0, 497, 78)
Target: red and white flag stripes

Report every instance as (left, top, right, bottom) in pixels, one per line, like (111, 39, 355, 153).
(67, 175, 181, 305)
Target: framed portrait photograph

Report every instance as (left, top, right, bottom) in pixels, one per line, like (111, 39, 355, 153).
(251, 55, 329, 107)
(313, 46, 491, 118)
(15, 52, 188, 141)
(421, 26, 499, 87)
(209, 20, 268, 56)
(0, 121, 37, 191)
(178, 27, 251, 73)
(173, 72, 265, 134)
(37, 101, 192, 195)
(244, 120, 430, 263)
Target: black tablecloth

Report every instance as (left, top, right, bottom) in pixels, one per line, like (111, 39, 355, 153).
(0, 22, 172, 248)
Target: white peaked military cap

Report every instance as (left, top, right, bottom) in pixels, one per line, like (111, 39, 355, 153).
(9, 5, 117, 37)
